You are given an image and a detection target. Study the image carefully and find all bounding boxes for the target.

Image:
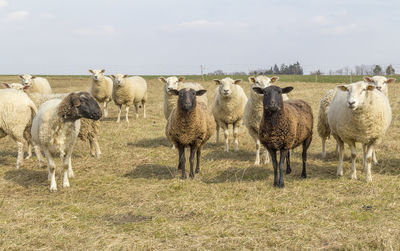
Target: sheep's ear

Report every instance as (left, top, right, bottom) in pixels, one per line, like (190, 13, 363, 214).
(123, 74, 128, 78)
(386, 78, 396, 84)
(178, 76, 185, 82)
(110, 75, 115, 79)
(158, 77, 166, 83)
(270, 76, 279, 83)
(252, 87, 264, 94)
(213, 79, 221, 85)
(367, 85, 375, 91)
(19, 75, 24, 79)
(364, 77, 373, 83)
(248, 77, 256, 83)
(196, 89, 207, 96)
(100, 69, 105, 73)
(1, 83, 10, 88)
(282, 87, 293, 94)
(31, 76, 36, 79)
(234, 79, 242, 85)
(23, 85, 30, 91)
(337, 85, 348, 92)
(89, 69, 94, 74)
(170, 89, 179, 96)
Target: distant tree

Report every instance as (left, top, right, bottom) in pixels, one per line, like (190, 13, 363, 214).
(273, 64, 280, 74)
(386, 64, 395, 75)
(373, 65, 382, 75)
(207, 70, 225, 76)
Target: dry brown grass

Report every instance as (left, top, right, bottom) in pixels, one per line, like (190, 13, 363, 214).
(0, 76, 399, 250)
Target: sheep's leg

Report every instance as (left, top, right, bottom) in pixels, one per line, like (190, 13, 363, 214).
(134, 103, 139, 119)
(336, 140, 345, 177)
(335, 143, 339, 155)
(93, 137, 101, 158)
(221, 123, 229, 152)
(349, 143, 357, 180)
(195, 148, 201, 174)
(233, 122, 240, 151)
(25, 143, 33, 160)
(255, 139, 261, 165)
(125, 106, 130, 123)
(372, 150, 378, 165)
(277, 149, 288, 188)
(89, 139, 95, 157)
(216, 124, 220, 143)
(321, 137, 326, 158)
(189, 145, 196, 179)
(62, 150, 73, 188)
(142, 100, 146, 118)
(44, 150, 57, 192)
(263, 149, 270, 164)
(365, 145, 374, 182)
(178, 144, 186, 179)
(302, 135, 312, 178)
(116, 105, 122, 123)
(269, 149, 279, 187)
(33, 145, 44, 167)
(16, 141, 24, 169)
(103, 102, 108, 118)
(286, 150, 292, 174)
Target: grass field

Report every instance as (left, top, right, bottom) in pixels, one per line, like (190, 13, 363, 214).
(0, 75, 399, 250)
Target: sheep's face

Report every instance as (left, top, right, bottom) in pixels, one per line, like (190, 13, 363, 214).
(2, 82, 27, 90)
(74, 92, 102, 120)
(337, 82, 375, 110)
(89, 69, 106, 81)
(159, 76, 184, 94)
(253, 86, 293, 112)
(364, 76, 395, 94)
(249, 76, 279, 93)
(111, 74, 128, 86)
(20, 74, 35, 86)
(214, 78, 242, 97)
(170, 88, 207, 111)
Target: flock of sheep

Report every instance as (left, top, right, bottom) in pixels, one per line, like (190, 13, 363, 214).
(0, 71, 395, 191)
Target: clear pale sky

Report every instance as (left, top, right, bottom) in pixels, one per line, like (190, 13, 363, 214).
(1, 0, 399, 75)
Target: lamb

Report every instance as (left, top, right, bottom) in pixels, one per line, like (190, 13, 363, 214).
(244, 76, 288, 165)
(211, 77, 248, 152)
(111, 74, 147, 123)
(166, 88, 215, 179)
(31, 92, 102, 191)
(89, 69, 113, 117)
(0, 89, 40, 168)
(327, 81, 392, 182)
(20, 74, 52, 94)
(253, 86, 313, 188)
(363, 76, 396, 98)
(3, 83, 102, 158)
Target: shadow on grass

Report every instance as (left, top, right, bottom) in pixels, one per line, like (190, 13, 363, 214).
(203, 166, 271, 183)
(375, 158, 400, 176)
(127, 137, 171, 148)
(4, 168, 47, 188)
(203, 149, 253, 161)
(124, 164, 176, 180)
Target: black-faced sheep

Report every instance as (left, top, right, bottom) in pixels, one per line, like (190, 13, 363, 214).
(253, 86, 313, 188)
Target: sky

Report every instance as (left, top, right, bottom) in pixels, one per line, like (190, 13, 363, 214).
(1, 0, 400, 75)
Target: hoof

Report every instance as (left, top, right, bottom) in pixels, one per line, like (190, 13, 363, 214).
(286, 168, 292, 174)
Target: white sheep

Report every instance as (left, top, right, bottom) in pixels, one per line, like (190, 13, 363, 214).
(89, 69, 113, 117)
(364, 76, 396, 98)
(31, 92, 102, 191)
(111, 74, 147, 123)
(317, 88, 337, 158)
(20, 74, 52, 94)
(0, 89, 40, 168)
(328, 81, 392, 182)
(159, 76, 185, 120)
(244, 76, 288, 165)
(1, 82, 25, 90)
(212, 77, 248, 152)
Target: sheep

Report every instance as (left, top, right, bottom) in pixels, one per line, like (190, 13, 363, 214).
(0, 88, 41, 168)
(166, 88, 215, 179)
(20, 74, 52, 94)
(211, 77, 248, 152)
(317, 88, 337, 158)
(31, 92, 102, 191)
(364, 76, 396, 98)
(159, 76, 185, 120)
(1, 82, 25, 90)
(253, 86, 313, 188)
(327, 81, 392, 182)
(89, 69, 113, 117)
(111, 74, 147, 123)
(2, 83, 102, 158)
(244, 76, 289, 165)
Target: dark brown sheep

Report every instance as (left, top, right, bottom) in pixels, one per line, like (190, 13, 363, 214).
(253, 86, 313, 188)
(166, 88, 215, 179)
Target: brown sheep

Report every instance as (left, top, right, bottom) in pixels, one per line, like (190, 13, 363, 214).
(253, 86, 313, 188)
(166, 88, 215, 179)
